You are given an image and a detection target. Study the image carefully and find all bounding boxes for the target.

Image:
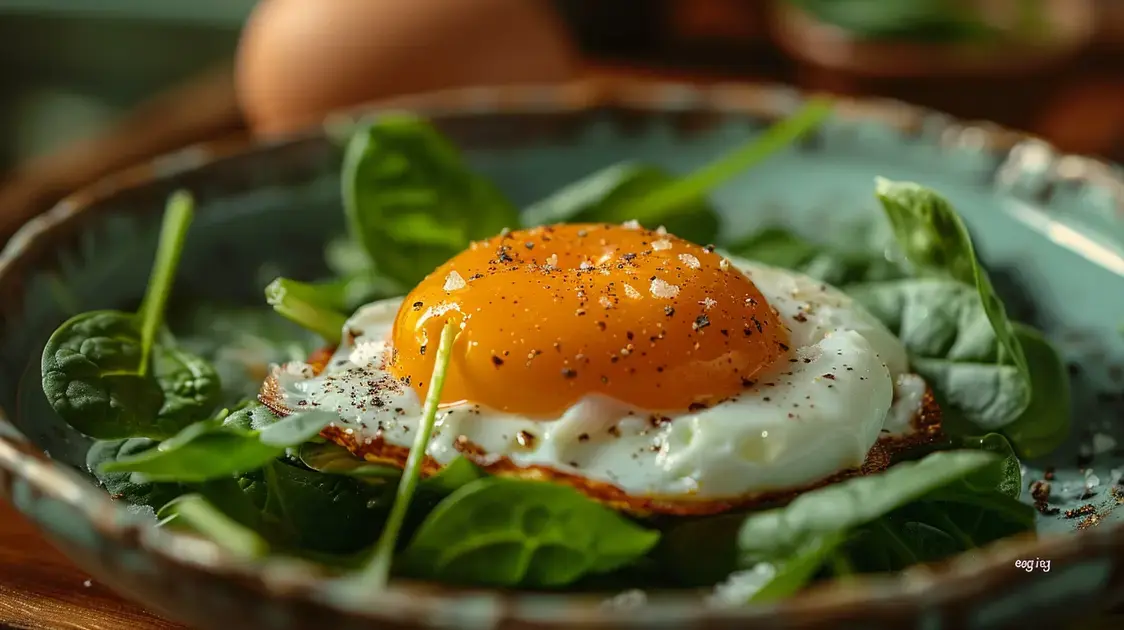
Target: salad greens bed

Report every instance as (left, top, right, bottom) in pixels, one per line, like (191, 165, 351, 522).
(39, 100, 1070, 603)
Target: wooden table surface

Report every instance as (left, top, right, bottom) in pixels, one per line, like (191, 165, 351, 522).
(0, 501, 184, 629)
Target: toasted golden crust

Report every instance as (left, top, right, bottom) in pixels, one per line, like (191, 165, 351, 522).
(261, 346, 943, 516)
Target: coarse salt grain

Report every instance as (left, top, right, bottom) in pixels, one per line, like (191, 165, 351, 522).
(443, 270, 467, 291)
(545, 253, 558, 267)
(656, 225, 667, 235)
(623, 284, 642, 299)
(1086, 468, 1101, 488)
(599, 296, 614, 308)
(622, 219, 641, 230)
(348, 340, 387, 367)
(679, 253, 701, 269)
(719, 258, 730, 271)
(699, 297, 718, 310)
(650, 278, 680, 299)
(652, 239, 672, 251)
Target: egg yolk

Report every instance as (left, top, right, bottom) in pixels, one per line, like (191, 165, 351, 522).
(389, 223, 790, 416)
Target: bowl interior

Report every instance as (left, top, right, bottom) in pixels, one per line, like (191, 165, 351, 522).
(3, 92, 1124, 626)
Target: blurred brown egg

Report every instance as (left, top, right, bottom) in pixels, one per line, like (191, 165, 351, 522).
(235, 0, 579, 136)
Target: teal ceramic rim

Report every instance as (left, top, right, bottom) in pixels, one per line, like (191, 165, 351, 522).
(1, 78, 1123, 628)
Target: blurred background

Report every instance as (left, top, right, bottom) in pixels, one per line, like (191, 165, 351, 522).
(0, 0, 1122, 240)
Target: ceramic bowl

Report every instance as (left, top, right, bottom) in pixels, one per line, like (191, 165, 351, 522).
(2, 79, 1124, 630)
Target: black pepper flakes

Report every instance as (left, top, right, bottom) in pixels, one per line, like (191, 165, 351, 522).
(664, 306, 675, 317)
(412, 301, 424, 310)
(693, 315, 711, 331)
(491, 355, 504, 367)
(822, 373, 836, 380)
(1065, 504, 1096, 519)
(561, 368, 578, 379)
(750, 315, 764, 333)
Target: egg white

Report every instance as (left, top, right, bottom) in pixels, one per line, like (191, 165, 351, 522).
(270, 257, 926, 500)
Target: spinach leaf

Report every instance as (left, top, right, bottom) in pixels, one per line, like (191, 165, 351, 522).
(299, 440, 485, 553)
(149, 459, 393, 557)
(157, 493, 270, 559)
(43, 322, 221, 440)
(265, 278, 348, 345)
(100, 410, 337, 482)
(264, 461, 393, 554)
(1000, 324, 1071, 459)
(521, 163, 720, 246)
(848, 278, 1028, 429)
(41, 193, 221, 439)
(342, 115, 519, 287)
(220, 400, 281, 432)
(87, 439, 185, 511)
(43, 312, 168, 439)
(854, 180, 1068, 456)
(659, 450, 1001, 588)
(853, 477, 1034, 575)
(955, 432, 1022, 499)
(420, 456, 485, 494)
(195, 477, 268, 532)
(152, 346, 223, 425)
(926, 492, 1033, 545)
(734, 451, 997, 557)
(397, 477, 660, 588)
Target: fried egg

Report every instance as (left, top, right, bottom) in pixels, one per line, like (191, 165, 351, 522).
(261, 223, 941, 515)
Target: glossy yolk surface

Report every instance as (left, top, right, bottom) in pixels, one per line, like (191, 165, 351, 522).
(389, 223, 790, 416)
